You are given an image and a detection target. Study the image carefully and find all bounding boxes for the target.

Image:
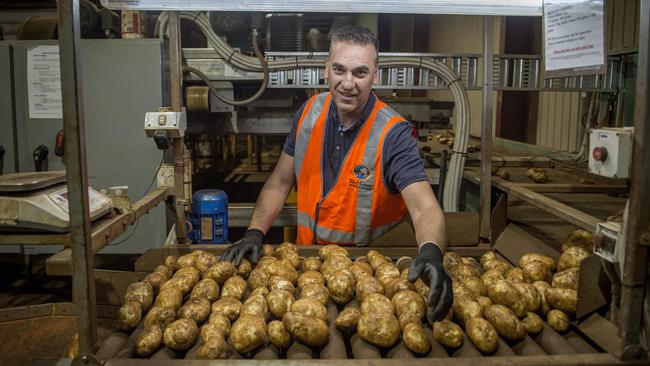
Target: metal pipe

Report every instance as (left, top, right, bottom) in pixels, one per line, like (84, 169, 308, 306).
(479, 15, 494, 242)
(168, 11, 188, 244)
(620, 0, 650, 360)
(57, 0, 98, 355)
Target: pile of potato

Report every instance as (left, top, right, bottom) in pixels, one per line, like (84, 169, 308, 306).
(115, 229, 593, 359)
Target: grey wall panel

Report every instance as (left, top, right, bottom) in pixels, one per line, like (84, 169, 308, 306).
(4, 39, 166, 254)
(0, 44, 17, 174)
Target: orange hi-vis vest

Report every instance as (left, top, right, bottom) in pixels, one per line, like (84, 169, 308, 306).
(295, 92, 408, 246)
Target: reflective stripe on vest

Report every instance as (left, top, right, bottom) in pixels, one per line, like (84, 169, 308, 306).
(294, 92, 408, 245)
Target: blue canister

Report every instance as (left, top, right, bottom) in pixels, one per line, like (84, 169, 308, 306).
(189, 189, 228, 244)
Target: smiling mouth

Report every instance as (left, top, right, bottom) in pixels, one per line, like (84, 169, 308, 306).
(337, 91, 357, 98)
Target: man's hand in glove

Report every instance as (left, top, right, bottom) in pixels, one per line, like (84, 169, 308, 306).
(221, 229, 264, 266)
(407, 242, 453, 322)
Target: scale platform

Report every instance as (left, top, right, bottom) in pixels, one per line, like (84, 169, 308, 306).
(0, 171, 113, 233)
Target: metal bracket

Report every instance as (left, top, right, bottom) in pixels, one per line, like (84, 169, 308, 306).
(71, 354, 102, 366)
(639, 231, 650, 246)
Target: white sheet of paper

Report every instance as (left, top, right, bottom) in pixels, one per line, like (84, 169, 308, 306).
(27, 45, 63, 119)
(544, 0, 605, 72)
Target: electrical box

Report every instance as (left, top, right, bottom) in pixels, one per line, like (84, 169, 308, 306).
(144, 109, 186, 138)
(588, 127, 634, 178)
(594, 221, 622, 263)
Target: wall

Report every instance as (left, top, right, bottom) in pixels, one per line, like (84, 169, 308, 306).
(426, 15, 502, 137)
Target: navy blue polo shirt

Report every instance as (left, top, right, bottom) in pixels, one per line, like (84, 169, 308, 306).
(283, 93, 427, 196)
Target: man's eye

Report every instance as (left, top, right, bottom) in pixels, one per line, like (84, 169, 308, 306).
(356, 71, 368, 77)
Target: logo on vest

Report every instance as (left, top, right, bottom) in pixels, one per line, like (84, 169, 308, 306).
(350, 165, 373, 191)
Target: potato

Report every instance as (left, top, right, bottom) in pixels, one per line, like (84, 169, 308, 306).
(403, 322, 431, 354)
(413, 279, 430, 301)
(522, 260, 552, 283)
(266, 260, 299, 285)
(237, 258, 253, 278)
(143, 272, 167, 292)
(545, 288, 577, 314)
(443, 251, 463, 272)
(319, 244, 347, 260)
(267, 289, 295, 318)
(532, 281, 552, 315)
(562, 229, 594, 253)
(211, 297, 242, 322)
(124, 281, 154, 311)
(256, 256, 277, 271)
(205, 261, 236, 285)
(547, 309, 571, 333)
(190, 278, 220, 303)
(321, 256, 353, 281)
(177, 298, 211, 323)
(484, 304, 525, 341)
(552, 268, 579, 290)
(527, 168, 547, 183)
(375, 262, 400, 285)
(505, 267, 524, 283)
(450, 264, 481, 281)
(362, 293, 395, 316)
(480, 251, 498, 267)
(327, 270, 356, 304)
(481, 269, 505, 289)
(117, 301, 142, 331)
(144, 306, 176, 330)
(475, 296, 492, 315)
(174, 267, 201, 290)
(302, 257, 322, 272)
(250, 287, 269, 298)
(392, 290, 425, 319)
(519, 253, 556, 272)
(356, 276, 385, 301)
(268, 275, 296, 294)
(453, 298, 482, 327)
(335, 307, 361, 333)
(155, 264, 174, 280)
(207, 312, 231, 338)
(512, 282, 541, 313)
(384, 278, 415, 300)
(163, 318, 199, 351)
(522, 312, 544, 334)
(283, 312, 329, 347)
(350, 262, 373, 282)
(262, 244, 275, 257)
(466, 317, 499, 354)
(487, 280, 527, 318)
(276, 248, 300, 269)
(268, 320, 293, 349)
(175, 254, 196, 270)
(163, 255, 178, 269)
(357, 312, 401, 348)
(221, 275, 247, 300)
(398, 312, 422, 329)
(482, 259, 510, 274)
(240, 295, 268, 318)
(134, 326, 163, 357)
(230, 315, 268, 353)
(291, 297, 328, 323)
(247, 268, 269, 289)
(367, 250, 391, 271)
(463, 277, 488, 298)
(197, 336, 231, 360)
(201, 323, 225, 342)
(155, 288, 183, 310)
(195, 251, 218, 274)
(298, 270, 325, 289)
(452, 282, 477, 304)
(433, 320, 464, 349)
(558, 246, 591, 272)
(300, 284, 330, 306)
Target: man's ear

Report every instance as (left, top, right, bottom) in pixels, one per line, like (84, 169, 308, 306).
(372, 67, 379, 85)
(324, 59, 329, 82)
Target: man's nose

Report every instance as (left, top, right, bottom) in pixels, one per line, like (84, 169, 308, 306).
(341, 73, 355, 89)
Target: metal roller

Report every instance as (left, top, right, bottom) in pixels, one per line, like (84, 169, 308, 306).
(493, 338, 516, 356)
(286, 341, 314, 359)
(95, 332, 129, 359)
(531, 324, 578, 355)
(350, 334, 382, 359)
(451, 334, 482, 357)
(423, 326, 451, 357)
(386, 340, 415, 359)
(253, 345, 281, 359)
(563, 331, 598, 354)
(113, 321, 144, 358)
(509, 335, 547, 356)
(320, 301, 348, 359)
(149, 347, 180, 359)
(184, 339, 202, 359)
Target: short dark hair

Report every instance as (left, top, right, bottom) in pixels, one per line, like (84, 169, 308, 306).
(329, 25, 379, 62)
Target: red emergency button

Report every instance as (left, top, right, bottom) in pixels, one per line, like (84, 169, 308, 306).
(592, 146, 608, 162)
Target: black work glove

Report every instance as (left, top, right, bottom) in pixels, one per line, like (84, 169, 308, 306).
(221, 229, 264, 266)
(408, 242, 453, 322)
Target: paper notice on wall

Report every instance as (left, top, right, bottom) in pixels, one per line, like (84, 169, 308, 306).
(543, 0, 605, 76)
(27, 45, 63, 119)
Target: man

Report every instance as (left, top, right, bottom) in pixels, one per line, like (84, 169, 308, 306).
(222, 25, 452, 321)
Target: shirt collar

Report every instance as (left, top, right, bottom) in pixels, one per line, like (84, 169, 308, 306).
(331, 92, 377, 133)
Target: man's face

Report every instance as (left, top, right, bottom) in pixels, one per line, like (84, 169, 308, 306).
(325, 41, 379, 122)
